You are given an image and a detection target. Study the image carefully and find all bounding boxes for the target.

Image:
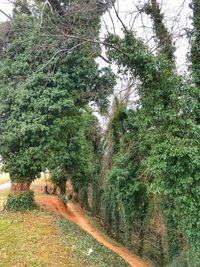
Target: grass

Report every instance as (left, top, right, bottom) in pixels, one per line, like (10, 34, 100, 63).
(0, 173, 10, 185)
(0, 211, 82, 267)
(0, 188, 130, 267)
(57, 216, 130, 267)
(0, 189, 9, 210)
(0, 210, 130, 267)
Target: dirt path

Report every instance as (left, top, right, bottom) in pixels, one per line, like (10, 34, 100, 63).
(36, 193, 149, 267)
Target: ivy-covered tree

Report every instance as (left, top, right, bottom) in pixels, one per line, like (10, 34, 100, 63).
(0, 0, 115, 210)
(48, 109, 102, 210)
(190, 0, 200, 126)
(104, 25, 200, 265)
(103, 102, 148, 249)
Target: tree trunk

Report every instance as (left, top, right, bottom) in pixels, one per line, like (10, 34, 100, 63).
(5, 181, 35, 211)
(10, 181, 31, 194)
(52, 185, 57, 194)
(43, 185, 49, 194)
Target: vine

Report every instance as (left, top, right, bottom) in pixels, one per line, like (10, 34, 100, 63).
(104, 26, 200, 265)
(5, 190, 36, 212)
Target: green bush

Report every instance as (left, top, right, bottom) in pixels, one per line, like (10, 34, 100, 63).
(5, 190, 36, 211)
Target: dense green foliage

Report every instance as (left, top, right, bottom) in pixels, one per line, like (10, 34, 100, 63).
(144, 0, 175, 62)
(103, 28, 200, 265)
(190, 0, 200, 125)
(49, 110, 102, 209)
(5, 190, 36, 211)
(103, 104, 147, 244)
(0, 1, 114, 189)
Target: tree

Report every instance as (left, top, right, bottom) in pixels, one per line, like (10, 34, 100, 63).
(48, 109, 102, 210)
(94, 0, 200, 264)
(190, 0, 200, 124)
(0, 0, 115, 210)
(104, 17, 200, 267)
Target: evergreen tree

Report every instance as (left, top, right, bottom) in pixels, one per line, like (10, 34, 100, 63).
(0, 0, 115, 210)
(103, 7, 200, 264)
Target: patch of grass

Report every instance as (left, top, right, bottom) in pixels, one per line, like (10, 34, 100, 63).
(57, 216, 130, 267)
(0, 187, 130, 267)
(0, 189, 9, 210)
(0, 211, 83, 267)
(0, 173, 10, 185)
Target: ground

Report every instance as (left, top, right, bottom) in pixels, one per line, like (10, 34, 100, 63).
(0, 184, 131, 267)
(0, 177, 150, 267)
(37, 194, 148, 267)
(0, 211, 81, 267)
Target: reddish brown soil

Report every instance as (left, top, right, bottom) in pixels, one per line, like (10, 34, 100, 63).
(35, 188, 150, 267)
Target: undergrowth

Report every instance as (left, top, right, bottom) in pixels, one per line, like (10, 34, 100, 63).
(57, 216, 130, 267)
(5, 190, 36, 211)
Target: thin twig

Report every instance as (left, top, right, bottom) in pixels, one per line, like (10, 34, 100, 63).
(0, 9, 12, 20)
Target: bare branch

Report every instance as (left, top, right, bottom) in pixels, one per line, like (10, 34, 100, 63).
(108, 9, 116, 35)
(110, 0, 128, 33)
(98, 54, 111, 64)
(35, 40, 89, 73)
(0, 9, 12, 20)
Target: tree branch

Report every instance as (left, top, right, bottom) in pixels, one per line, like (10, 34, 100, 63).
(98, 54, 111, 64)
(0, 9, 12, 20)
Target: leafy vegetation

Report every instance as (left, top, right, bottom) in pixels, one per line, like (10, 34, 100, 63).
(0, 0, 200, 266)
(100, 7, 200, 265)
(0, 202, 130, 267)
(57, 216, 130, 267)
(49, 110, 102, 210)
(5, 190, 36, 211)
(0, 0, 114, 208)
